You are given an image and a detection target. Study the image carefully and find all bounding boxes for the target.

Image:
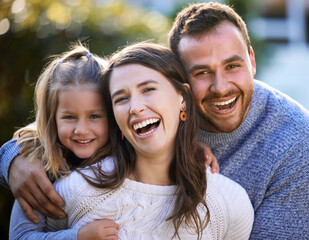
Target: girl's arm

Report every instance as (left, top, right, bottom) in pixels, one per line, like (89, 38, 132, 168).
(9, 200, 77, 240)
(10, 200, 120, 240)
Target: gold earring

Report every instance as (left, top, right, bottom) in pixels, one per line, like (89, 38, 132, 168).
(180, 106, 187, 122)
(121, 132, 124, 140)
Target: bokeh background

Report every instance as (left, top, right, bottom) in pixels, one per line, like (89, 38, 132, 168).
(0, 0, 308, 238)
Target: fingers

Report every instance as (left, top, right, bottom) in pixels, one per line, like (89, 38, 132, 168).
(9, 155, 66, 221)
(210, 156, 220, 173)
(36, 171, 65, 208)
(34, 172, 66, 218)
(78, 219, 120, 240)
(17, 197, 40, 224)
(199, 142, 220, 173)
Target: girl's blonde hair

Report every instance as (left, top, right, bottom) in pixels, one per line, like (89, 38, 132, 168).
(14, 43, 110, 180)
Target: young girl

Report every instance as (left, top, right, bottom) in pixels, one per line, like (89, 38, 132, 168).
(10, 44, 120, 239)
(18, 42, 252, 239)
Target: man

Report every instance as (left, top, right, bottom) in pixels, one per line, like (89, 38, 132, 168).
(168, 2, 309, 239)
(1, 2, 309, 239)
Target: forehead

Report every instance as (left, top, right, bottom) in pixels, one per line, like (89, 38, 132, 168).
(109, 64, 170, 89)
(178, 22, 248, 66)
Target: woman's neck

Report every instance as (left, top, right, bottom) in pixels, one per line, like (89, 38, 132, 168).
(132, 154, 174, 185)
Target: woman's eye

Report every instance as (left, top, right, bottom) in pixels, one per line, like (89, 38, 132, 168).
(143, 87, 156, 93)
(114, 97, 127, 104)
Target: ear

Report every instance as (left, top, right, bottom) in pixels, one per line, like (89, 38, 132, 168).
(180, 83, 190, 110)
(249, 46, 256, 77)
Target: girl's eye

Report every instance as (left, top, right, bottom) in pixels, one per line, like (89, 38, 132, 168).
(90, 114, 101, 119)
(64, 115, 75, 120)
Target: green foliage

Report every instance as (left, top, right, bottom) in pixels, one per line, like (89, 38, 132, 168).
(0, 0, 264, 238)
(0, 0, 171, 238)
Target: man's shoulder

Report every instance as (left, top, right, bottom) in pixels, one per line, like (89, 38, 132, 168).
(253, 80, 309, 129)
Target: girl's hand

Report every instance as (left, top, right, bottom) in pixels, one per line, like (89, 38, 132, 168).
(197, 142, 220, 173)
(8, 155, 66, 224)
(78, 219, 120, 240)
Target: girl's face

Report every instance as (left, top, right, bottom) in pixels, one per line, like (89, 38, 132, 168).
(110, 63, 184, 161)
(56, 85, 109, 159)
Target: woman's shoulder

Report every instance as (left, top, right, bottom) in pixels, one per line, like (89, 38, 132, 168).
(205, 168, 253, 217)
(205, 169, 254, 239)
(53, 156, 115, 195)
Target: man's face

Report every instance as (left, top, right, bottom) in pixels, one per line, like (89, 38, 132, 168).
(178, 21, 256, 133)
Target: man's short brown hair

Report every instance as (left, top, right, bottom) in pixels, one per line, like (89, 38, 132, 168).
(168, 2, 251, 55)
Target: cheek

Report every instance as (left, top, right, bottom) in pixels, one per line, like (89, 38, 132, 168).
(100, 120, 110, 143)
(113, 107, 127, 131)
(191, 83, 206, 103)
(56, 123, 71, 145)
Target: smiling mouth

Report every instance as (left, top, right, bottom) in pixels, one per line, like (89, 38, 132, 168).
(209, 97, 237, 111)
(74, 139, 94, 144)
(133, 118, 160, 136)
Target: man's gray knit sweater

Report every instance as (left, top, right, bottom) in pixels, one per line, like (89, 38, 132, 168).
(198, 80, 309, 240)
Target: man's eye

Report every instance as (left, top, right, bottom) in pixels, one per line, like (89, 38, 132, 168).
(194, 71, 208, 77)
(226, 64, 239, 70)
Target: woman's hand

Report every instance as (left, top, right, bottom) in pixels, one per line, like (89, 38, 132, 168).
(78, 219, 120, 240)
(8, 155, 66, 224)
(197, 142, 220, 173)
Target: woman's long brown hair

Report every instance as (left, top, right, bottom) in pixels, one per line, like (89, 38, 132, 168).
(87, 42, 209, 239)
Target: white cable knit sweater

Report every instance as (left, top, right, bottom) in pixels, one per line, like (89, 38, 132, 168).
(46, 157, 254, 239)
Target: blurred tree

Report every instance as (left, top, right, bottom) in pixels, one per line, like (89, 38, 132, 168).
(0, 0, 171, 238)
(0, 0, 264, 238)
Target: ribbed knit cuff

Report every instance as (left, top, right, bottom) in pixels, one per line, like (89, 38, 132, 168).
(0, 139, 20, 188)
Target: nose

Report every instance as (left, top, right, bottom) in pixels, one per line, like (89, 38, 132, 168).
(210, 71, 230, 95)
(74, 119, 90, 135)
(129, 96, 145, 115)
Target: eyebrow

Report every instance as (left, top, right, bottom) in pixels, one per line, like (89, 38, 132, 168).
(111, 79, 158, 99)
(58, 109, 105, 114)
(188, 55, 245, 74)
(188, 64, 209, 74)
(223, 55, 245, 64)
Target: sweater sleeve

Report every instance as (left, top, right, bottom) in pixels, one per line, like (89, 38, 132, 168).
(224, 184, 254, 240)
(250, 138, 309, 240)
(9, 200, 78, 240)
(0, 139, 20, 188)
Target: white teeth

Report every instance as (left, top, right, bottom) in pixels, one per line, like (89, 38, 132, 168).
(133, 118, 159, 130)
(139, 128, 155, 136)
(213, 97, 236, 106)
(76, 140, 92, 144)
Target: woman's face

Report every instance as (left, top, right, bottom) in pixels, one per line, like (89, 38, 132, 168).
(109, 63, 184, 161)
